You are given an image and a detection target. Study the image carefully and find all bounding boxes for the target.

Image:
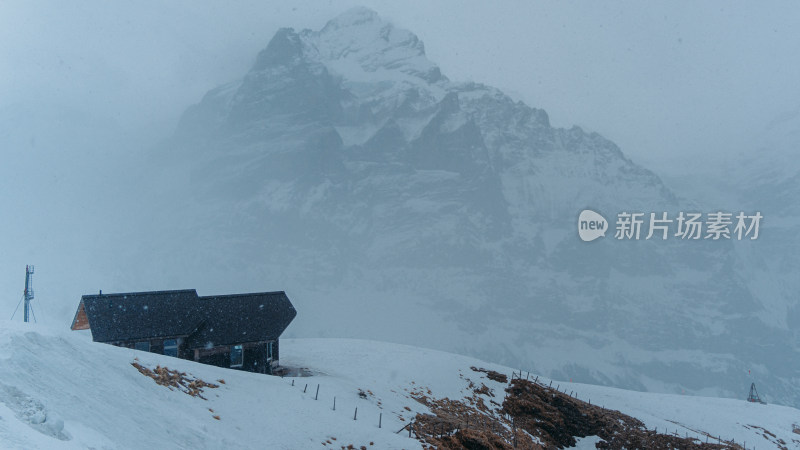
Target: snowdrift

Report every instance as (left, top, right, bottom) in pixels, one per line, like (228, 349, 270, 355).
(0, 322, 797, 449)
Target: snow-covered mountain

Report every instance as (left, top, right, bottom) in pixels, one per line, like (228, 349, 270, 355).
(137, 7, 800, 407)
(2, 322, 798, 449)
(709, 107, 800, 343)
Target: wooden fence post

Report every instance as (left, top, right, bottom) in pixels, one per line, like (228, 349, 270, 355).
(512, 417, 517, 448)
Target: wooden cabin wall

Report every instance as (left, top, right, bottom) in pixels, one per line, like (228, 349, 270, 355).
(193, 342, 274, 373)
(149, 340, 163, 355)
(243, 342, 269, 374)
(178, 339, 193, 360)
(71, 304, 90, 330)
(196, 345, 229, 368)
(110, 338, 279, 375)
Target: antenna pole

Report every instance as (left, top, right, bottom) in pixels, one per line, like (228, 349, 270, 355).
(747, 382, 765, 404)
(23, 265, 34, 323)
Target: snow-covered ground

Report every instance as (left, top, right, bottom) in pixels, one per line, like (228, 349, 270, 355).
(0, 321, 797, 449)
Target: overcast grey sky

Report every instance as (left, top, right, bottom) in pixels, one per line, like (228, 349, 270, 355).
(1, 1, 799, 323)
(2, 1, 799, 162)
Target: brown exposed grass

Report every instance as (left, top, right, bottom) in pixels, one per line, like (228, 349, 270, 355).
(470, 367, 508, 383)
(436, 428, 513, 450)
(503, 378, 741, 449)
(131, 360, 219, 400)
(407, 374, 743, 450)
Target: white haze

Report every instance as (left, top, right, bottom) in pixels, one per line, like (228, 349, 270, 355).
(0, 0, 796, 318)
(0, 0, 799, 400)
(3, 1, 800, 159)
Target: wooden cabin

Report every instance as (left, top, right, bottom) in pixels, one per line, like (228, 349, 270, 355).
(70, 289, 296, 375)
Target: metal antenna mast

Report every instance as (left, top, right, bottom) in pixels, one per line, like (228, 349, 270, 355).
(23, 265, 34, 323)
(747, 382, 765, 404)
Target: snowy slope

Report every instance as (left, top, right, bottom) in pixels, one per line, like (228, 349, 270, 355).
(1, 322, 798, 449)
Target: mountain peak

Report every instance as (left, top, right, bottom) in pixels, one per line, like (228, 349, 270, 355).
(321, 6, 381, 31)
(247, 8, 441, 82)
(251, 27, 303, 70)
(312, 7, 442, 83)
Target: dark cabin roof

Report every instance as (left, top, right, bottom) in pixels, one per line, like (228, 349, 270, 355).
(78, 289, 296, 348)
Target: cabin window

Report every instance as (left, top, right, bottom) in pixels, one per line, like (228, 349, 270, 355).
(164, 339, 178, 357)
(230, 345, 243, 367)
(135, 341, 150, 352)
